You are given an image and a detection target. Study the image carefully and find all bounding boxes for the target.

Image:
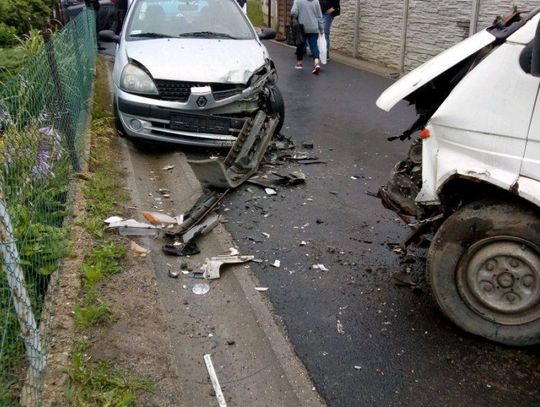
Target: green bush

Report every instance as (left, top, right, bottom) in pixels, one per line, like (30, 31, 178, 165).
(0, 0, 55, 37)
(0, 23, 17, 47)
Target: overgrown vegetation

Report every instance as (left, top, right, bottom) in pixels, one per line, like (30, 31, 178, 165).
(67, 58, 152, 405)
(0, 0, 54, 46)
(65, 340, 153, 406)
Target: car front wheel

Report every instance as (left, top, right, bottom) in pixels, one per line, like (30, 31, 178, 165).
(427, 200, 540, 346)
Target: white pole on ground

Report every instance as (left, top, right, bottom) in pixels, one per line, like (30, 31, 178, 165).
(204, 354, 227, 407)
(0, 200, 45, 376)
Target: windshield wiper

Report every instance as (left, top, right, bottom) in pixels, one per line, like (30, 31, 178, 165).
(177, 31, 237, 39)
(130, 32, 174, 38)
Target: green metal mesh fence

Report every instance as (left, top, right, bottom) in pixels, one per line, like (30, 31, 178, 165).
(0, 10, 96, 406)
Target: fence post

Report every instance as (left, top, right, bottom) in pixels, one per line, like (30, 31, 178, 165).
(42, 31, 80, 172)
(0, 199, 45, 378)
(470, 0, 481, 36)
(352, 0, 360, 58)
(399, 0, 410, 73)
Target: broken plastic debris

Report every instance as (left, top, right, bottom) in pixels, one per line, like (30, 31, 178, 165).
(182, 213, 220, 243)
(142, 211, 179, 225)
(261, 232, 270, 238)
(130, 241, 150, 256)
(162, 242, 200, 256)
(197, 255, 254, 280)
(354, 365, 362, 370)
(337, 320, 345, 334)
(255, 287, 268, 292)
(228, 247, 240, 256)
(108, 219, 160, 237)
(265, 188, 277, 195)
(168, 270, 179, 279)
(162, 164, 175, 171)
(300, 241, 307, 246)
(312, 264, 329, 272)
(270, 260, 280, 268)
(104, 216, 123, 224)
(192, 283, 210, 295)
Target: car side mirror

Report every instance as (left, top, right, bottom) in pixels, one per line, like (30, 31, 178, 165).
(256, 27, 276, 40)
(99, 30, 120, 43)
(531, 20, 540, 76)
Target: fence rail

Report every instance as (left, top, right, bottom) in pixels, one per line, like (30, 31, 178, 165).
(0, 10, 96, 406)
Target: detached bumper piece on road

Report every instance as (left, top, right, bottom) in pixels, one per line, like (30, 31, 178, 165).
(166, 111, 279, 237)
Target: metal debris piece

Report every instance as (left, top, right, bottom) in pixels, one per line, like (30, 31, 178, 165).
(198, 255, 254, 280)
(162, 242, 200, 256)
(302, 142, 314, 149)
(255, 287, 268, 291)
(270, 260, 280, 268)
(204, 354, 227, 407)
(108, 219, 160, 237)
(312, 264, 329, 271)
(182, 213, 220, 243)
(104, 216, 123, 224)
(192, 283, 210, 295)
(141, 211, 179, 225)
(265, 188, 277, 195)
(130, 241, 150, 256)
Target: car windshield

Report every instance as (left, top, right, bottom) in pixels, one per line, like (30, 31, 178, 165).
(126, 0, 254, 40)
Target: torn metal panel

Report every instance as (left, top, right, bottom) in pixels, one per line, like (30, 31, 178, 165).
(108, 219, 161, 237)
(247, 170, 306, 188)
(197, 255, 254, 280)
(182, 213, 220, 243)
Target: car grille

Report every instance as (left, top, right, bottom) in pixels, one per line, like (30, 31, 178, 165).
(154, 80, 246, 102)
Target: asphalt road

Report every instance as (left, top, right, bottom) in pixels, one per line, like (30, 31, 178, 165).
(218, 42, 540, 406)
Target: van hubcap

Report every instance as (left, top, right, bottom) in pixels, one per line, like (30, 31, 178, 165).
(457, 237, 540, 325)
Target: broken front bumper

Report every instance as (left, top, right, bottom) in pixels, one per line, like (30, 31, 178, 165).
(116, 71, 275, 147)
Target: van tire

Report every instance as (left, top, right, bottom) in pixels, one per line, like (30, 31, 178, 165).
(427, 200, 540, 346)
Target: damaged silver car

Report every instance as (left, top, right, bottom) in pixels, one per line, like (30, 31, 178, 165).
(100, 0, 283, 147)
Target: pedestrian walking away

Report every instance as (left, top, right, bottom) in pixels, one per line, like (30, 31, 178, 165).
(290, 0, 323, 74)
(319, 0, 339, 60)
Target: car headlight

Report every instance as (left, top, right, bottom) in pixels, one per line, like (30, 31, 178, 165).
(120, 64, 158, 95)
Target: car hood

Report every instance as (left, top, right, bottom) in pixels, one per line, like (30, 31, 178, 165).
(125, 38, 267, 84)
(376, 30, 496, 112)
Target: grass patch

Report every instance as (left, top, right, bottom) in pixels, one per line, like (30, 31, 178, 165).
(74, 299, 111, 328)
(65, 341, 153, 406)
(248, 0, 265, 27)
(0, 46, 26, 83)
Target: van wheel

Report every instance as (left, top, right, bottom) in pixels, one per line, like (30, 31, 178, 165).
(427, 200, 540, 346)
(266, 86, 285, 134)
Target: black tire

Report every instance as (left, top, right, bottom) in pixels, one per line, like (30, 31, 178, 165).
(267, 86, 285, 134)
(427, 200, 540, 346)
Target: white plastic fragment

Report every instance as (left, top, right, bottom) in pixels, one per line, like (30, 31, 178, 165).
(337, 320, 345, 334)
(192, 283, 210, 295)
(262, 232, 270, 238)
(354, 365, 362, 370)
(270, 260, 280, 268)
(199, 255, 254, 280)
(104, 216, 123, 224)
(108, 219, 160, 237)
(265, 188, 277, 195)
(162, 164, 175, 170)
(228, 247, 240, 256)
(141, 211, 179, 225)
(312, 264, 329, 271)
(255, 287, 269, 292)
(300, 241, 307, 246)
(204, 354, 227, 407)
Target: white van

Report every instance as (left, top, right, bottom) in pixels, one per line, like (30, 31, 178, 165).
(377, 7, 540, 346)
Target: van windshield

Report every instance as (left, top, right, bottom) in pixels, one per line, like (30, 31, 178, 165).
(126, 0, 254, 40)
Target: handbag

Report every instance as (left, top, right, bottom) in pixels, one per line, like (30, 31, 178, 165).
(285, 16, 304, 46)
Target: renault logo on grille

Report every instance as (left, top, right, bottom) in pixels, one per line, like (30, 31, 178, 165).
(196, 96, 208, 107)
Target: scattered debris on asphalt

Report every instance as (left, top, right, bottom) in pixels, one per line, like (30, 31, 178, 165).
(255, 287, 269, 292)
(182, 213, 220, 243)
(337, 320, 345, 334)
(271, 260, 281, 268)
(312, 264, 329, 272)
(192, 283, 210, 295)
(130, 241, 150, 257)
(162, 164, 175, 171)
(265, 187, 277, 195)
(195, 254, 254, 280)
(162, 242, 200, 256)
(142, 211, 182, 225)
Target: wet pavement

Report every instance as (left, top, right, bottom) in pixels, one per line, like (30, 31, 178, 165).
(218, 42, 540, 406)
